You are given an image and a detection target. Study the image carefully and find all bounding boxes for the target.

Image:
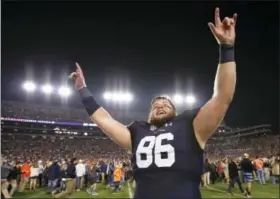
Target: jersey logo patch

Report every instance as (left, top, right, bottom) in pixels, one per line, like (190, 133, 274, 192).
(165, 122, 172, 127)
(150, 125, 157, 131)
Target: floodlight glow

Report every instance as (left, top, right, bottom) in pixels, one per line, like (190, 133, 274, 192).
(186, 95, 196, 104)
(58, 86, 71, 97)
(124, 93, 133, 102)
(173, 94, 184, 104)
(112, 93, 123, 101)
(41, 84, 53, 94)
(22, 81, 36, 92)
(103, 92, 133, 102)
(103, 92, 111, 100)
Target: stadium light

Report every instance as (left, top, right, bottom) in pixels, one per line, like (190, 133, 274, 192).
(58, 86, 71, 97)
(41, 84, 53, 94)
(186, 95, 196, 105)
(123, 93, 133, 102)
(173, 94, 184, 104)
(22, 81, 36, 92)
(103, 92, 112, 100)
(103, 92, 133, 102)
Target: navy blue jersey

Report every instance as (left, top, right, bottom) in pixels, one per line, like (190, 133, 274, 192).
(128, 109, 204, 199)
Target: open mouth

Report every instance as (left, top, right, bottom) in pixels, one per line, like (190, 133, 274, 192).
(157, 110, 166, 115)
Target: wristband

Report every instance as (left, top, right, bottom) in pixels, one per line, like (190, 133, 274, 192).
(79, 87, 101, 116)
(219, 44, 235, 64)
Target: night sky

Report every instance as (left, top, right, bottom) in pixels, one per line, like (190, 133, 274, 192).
(2, 1, 279, 129)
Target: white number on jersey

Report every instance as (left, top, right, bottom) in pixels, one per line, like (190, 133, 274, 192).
(136, 132, 175, 168)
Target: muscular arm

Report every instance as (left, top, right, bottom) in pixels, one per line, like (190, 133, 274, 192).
(70, 64, 132, 150)
(193, 61, 236, 149)
(193, 8, 238, 149)
(90, 107, 132, 149)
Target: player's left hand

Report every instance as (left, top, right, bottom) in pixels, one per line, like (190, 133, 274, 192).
(68, 62, 87, 90)
(208, 7, 237, 45)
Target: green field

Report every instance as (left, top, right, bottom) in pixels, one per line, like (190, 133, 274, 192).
(13, 182, 279, 198)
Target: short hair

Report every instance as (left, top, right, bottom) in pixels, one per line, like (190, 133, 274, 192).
(151, 96, 176, 111)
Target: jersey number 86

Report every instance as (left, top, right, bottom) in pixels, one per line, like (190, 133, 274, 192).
(135, 132, 175, 168)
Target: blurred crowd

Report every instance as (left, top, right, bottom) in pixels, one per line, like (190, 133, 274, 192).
(1, 156, 132, 198)
(2, 134, 279, 169)
(2, 101, 147, 124)
(1, 133, 279, 198)
(200, 153, 280, 198)
(2, 135, 129, 163)
(1, 101, 279, 198)
(205, 134, 279, 160)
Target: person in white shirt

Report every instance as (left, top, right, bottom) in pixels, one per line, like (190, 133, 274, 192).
(76, 159, 86, 191)
(30, 162, 40, 191)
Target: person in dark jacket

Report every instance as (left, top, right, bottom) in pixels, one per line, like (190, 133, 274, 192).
(47, 160, 61, 193)
(227, 158, 247, 196)
(99, 160, 106, 184)
(1, 159, 12, 199)
(202, 158, 211, 187)
(84, 162, 90, 188)
(51, 163, 68, 195)
(107, 162, 115, 188)
(209, 161, 218, 184)
(237, 158, 244, 183)
(7, 162, 21, 197)
(42, 163, 50, 188)
(87, 161, 99, 195)
(53, 158, 77, 198)
(240, 153, 254, 197)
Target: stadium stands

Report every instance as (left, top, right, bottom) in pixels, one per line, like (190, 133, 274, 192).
(2, 100, 279, 161)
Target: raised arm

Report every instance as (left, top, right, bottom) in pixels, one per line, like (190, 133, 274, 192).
(193, 8, 237, 149)
(69, 63, 132, 149)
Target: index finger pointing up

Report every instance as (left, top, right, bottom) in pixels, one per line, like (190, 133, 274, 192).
(75, 62, 81, 70)
(75, 62, 83, 74)
(232, 13, 238, 26)
(215, 7, 222, 27)
(76, 62, 83, 76)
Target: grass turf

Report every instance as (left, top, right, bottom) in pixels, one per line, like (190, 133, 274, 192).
(13, 182, 279, 198)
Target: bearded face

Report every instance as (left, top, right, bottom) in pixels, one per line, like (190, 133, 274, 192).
(148, 97, 176, 126)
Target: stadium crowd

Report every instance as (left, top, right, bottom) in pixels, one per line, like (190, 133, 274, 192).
(2, 135, 129, 164)
(2, 101, 147, 124)
(205, 134, 279, 160)
(1, 101, 280, 198)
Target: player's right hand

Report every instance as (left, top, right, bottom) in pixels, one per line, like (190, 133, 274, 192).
(69, 62, 87, 90)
